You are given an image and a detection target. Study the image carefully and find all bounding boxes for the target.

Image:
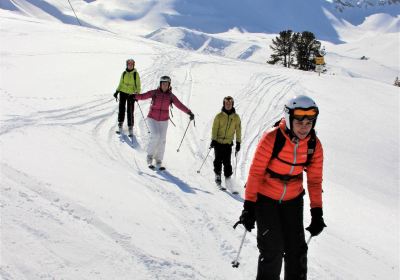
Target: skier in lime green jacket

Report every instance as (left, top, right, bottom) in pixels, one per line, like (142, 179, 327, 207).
(113, 58, 141, 136)
(210, 96, 241, 187)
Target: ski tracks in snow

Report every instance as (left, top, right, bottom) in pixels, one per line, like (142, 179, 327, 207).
(1, 163, 208, 279)
(234, 73, 300, 182)
(0, 96, 115, 136)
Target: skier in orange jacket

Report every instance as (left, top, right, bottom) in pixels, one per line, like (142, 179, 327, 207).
(237, 95, 326, 280)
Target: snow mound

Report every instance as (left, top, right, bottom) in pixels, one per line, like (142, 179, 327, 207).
(146, 27, 232, 55)
(146, 27, 264, 60)
(359, 13, 400, 33)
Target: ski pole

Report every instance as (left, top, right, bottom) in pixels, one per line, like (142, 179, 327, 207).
(232, 227, 247, 268)
(196, 148, 212, 174)
(136, 101, 150, 134)
(306, 235, 312, 245)
(234, 153, 238, 177)
(176, 120, 192, 152)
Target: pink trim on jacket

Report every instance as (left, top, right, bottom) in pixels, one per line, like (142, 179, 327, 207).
(136, 89, 191, 121)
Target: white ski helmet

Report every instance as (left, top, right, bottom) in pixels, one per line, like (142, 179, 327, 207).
(159, 75, 172, 91)
(284, 95, 319, 130)
(160, 75, 171, 84)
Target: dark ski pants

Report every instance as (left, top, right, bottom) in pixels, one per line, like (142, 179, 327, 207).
(213, 143, 233, 178)
(118, 92, 135, 127)
(255, 192, 307, 280)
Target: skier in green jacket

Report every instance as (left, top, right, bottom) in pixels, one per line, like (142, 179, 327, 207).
(210, 96, 241, 190)
(114, 58, 141, 136)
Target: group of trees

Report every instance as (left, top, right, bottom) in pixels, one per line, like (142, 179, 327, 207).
(267, 30, 323, 71)
(394, 77, 400, 87)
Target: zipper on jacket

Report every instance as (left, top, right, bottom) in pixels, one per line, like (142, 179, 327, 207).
(223, 115, 233, 142)
(279, 141, 299, 203)
(158, 92, 164, 120)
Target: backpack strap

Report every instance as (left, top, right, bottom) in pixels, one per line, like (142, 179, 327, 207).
(271, 123, 286, 160)
(305, 129, 316, 166)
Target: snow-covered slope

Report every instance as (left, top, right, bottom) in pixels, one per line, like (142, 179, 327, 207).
(1, 4, 399, 280)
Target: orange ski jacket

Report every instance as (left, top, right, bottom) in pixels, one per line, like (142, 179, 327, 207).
(245, 119, 324, 208)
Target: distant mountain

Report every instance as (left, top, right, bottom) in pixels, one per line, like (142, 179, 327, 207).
(1, 0, 399, 42)
(334, 0, 400, 11)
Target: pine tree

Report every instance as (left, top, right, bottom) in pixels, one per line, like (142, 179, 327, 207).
(267, 30, 298, 68)
(394, 77, 400, 87)
(294, 31, 321, 71)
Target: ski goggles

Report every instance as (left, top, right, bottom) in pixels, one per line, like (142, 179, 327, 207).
(293, 108, 318, 121)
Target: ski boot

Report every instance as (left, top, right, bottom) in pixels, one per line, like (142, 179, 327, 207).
(116, 122, 123, 134)
(215, 174, 225, 190)
(147, 155, 155, 170)
(156, 160, 165, 171)
(225, 176, 238, 194)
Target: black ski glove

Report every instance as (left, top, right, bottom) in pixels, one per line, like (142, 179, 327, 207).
(306, 208, 327, 236)
(129, 94, 137, 102)
(238, 200, 256, 232)
(188, 111, 195, 120)
(210, 140, 218, 149)
(113, 91, 119, 101)
(235, 142, 241, 153)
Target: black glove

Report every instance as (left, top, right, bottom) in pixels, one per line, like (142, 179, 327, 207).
(129, 94, 137, 102)
(209, 140, 218, 149)
(238, 200, 256, 232)
(306, 208, 327, 236)
(188, 111, 195, 120)
(113, 91, 119, 101)
(235, 142, 241, 153)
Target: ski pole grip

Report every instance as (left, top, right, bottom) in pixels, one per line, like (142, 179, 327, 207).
(233, 220, 241, 229)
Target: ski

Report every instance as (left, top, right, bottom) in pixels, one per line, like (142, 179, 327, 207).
(148, 165, 166, 171)
(217, 183, 226, 191)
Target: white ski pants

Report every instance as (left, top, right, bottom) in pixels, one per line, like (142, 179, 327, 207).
(147, 118, 169, 162)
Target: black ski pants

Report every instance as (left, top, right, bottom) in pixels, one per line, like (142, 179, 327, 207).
(213, 142, 233, 177)
(118, 92, 135, 127)
(255, 192, 307, 280)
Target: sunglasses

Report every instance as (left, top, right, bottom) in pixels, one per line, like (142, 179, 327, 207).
(293, 108, 318, 121)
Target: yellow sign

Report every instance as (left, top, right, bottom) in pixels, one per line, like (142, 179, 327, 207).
(315, 56, 325, 65)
